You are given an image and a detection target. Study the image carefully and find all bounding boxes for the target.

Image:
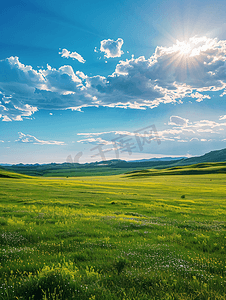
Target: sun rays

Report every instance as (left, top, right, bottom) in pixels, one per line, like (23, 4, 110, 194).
(156, 36, 213, 83)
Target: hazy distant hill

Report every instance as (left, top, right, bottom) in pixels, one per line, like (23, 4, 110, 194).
(1, 148, 225, 177)
(0, 159, 177, 177)
(129, 157, 186, 162)
(126, 161, 226, 177)
(174, 148, 226, 166)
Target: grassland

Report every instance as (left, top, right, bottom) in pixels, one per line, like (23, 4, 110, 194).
(0, 169, 225, 299)
(126, 162, 226, 177)
(1, 160, 179, 177)
(2, 147, 226, 178)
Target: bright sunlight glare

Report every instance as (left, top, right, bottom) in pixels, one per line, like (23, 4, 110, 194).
(176, 40, 192, 55)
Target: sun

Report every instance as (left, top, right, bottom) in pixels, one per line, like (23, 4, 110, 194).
(176, 40, 192, 55)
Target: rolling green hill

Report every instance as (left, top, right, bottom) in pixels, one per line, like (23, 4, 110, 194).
(0, 159, 180, 177)
(0, 168, 33, 179)
(1, 147, 226, 177)
(126, 161, 226, 177)
(174, 148, 226, 166)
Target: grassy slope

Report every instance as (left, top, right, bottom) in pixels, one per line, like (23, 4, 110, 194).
(0, 173, 225, 299)
(2, 148, 226, 178)
(0, 168, 33, 179)
(2, 159, 226, 178)
(126, 162, 226, 177)
(177, 148, 226, 166)
(1, 160, 178, 177)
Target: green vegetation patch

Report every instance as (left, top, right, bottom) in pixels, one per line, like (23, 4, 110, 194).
(0, 173, 225, 299)
(126, 161, 226, 177)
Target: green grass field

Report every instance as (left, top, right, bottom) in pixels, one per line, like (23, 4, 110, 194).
(126, 162, 226, 177)
(0, 169, 225, 299)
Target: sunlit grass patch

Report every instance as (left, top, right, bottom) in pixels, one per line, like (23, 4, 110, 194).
(0, 174, 225, 299)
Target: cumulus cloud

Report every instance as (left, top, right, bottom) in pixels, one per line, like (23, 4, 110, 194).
(2, 116, 12, 122)
(169, 116, 189, 126)
(193, 120, 225, 129)
(100, 38, 124, 58)
(16, 132, 65, 145)
(77, 126, 161, 154)
(59, 49, 86, 63)
(219, 115, 226, 120)
(159, 115, 226, 143)
(87, 36, 226, 109)
(76, 113, 226, 154)
(0, 57, 95, 120)
(1, 36, 226, 120)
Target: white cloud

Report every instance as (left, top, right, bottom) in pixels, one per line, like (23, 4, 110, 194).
(169, 116, 189, 126)
(77, 129, 159, 139)
(193, 120, 226, 128)
(2, 116, 12, 122)
(162, 115, 226, 143)
(190, 92, 211, 102)
(100, 38, 124, 58)
(77, 137, 113, 145)
(77, 127, 161, 151)
(1, 36, 226, 120)
(219, 115, 226, 120)
(95, 36, 226, 106)
(0, 56, 44, 84)
(76, 113, 226, 151)
(59, 49, 86, 63)
(16, 132, 65, 145)
(196, 128, 216, 133)
(76, 71, 87, 80)
(0, 57, 95, 120)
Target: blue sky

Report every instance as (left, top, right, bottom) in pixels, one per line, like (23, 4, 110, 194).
(1, 0, 226, 164)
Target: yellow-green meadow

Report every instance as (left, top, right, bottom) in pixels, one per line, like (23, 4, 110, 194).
(0, 172, 225, 299)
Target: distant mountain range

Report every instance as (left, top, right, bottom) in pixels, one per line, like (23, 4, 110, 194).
(129, 147, 226, 167)
(0, 157, 186, 166)
(0, 148, 225, 177)
(128, 157, 186, 163)
(175, 148, 226, 166)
